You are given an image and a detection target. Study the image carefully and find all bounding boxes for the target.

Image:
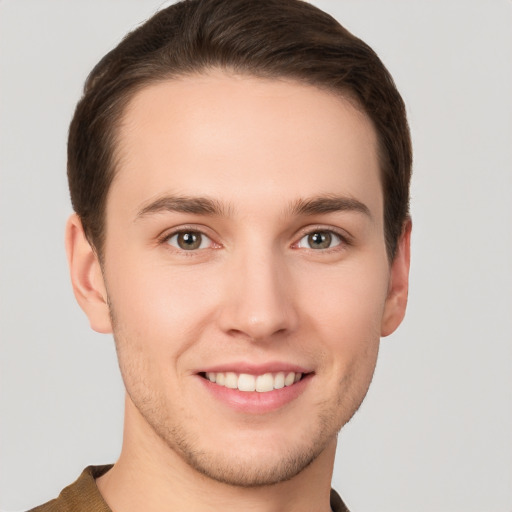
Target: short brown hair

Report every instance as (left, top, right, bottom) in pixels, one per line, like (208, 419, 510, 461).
(68, 0, 412, 260)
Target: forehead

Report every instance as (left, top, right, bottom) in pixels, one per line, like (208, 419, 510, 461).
(110, 71, 382, 221)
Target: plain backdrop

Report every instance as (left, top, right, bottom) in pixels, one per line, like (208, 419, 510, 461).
(1, 1, 511, 511)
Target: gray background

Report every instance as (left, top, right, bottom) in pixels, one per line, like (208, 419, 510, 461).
(1, 1, 511, 511)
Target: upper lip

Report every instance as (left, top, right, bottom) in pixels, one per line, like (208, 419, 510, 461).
(196, 362, 312, 375)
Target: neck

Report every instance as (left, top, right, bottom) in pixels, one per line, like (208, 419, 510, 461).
(97, 395, 336, 512)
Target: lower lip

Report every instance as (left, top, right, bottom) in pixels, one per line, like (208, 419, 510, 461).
(198, 374, 312, 414)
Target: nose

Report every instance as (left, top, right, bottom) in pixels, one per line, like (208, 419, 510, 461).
(217, 245, 299, 342)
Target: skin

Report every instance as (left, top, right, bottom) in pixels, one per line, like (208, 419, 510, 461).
(66, 71, 411, 512)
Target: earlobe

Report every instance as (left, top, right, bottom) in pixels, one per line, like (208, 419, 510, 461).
(381, 219, 412, 337)
(65, 214, 112, 334)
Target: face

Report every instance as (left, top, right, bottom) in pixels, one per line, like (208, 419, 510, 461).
(71, 71, 409, 487)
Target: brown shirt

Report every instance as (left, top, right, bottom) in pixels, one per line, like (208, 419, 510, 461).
(29, 465, 350, 512)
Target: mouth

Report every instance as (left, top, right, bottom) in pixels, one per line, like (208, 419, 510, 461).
(197, 367, 313, 413)
(199, 371, 309, 393)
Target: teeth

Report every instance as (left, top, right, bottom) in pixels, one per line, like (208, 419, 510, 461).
(256, 373, 274, 392)
(225, 372, 238, 389)
(274, 372, 285, 389)
(238, 373, 256, 392)
(216, 373, 225, 386)
(204, 371, 303, 392)
(284, 372, 295, 386)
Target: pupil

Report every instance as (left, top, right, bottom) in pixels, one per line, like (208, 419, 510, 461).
(178, 232, 201, 250)
(309, 232, 331, 249)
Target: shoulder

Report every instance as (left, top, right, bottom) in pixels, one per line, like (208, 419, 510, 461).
(330, 488, 351, 512)
(27, 465, 113, 512)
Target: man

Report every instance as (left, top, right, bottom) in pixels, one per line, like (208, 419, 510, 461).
(31, 0, 411, 510)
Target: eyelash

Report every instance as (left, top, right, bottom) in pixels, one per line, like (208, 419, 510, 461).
(158, 226, 351, 253)
(159, 226, 218, 253)
(293, 226, 351, 252)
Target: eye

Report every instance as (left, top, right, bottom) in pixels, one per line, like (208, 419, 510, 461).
(166, 231, 212, 251)
(297, 230, 342, 250)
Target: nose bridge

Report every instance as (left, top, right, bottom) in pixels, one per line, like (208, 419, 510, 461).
(219, 237, 297, 341)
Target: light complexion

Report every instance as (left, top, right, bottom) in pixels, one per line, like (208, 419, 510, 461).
(66, 71, 410, 512)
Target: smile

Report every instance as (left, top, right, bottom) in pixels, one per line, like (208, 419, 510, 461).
(202, 371, 304, 393)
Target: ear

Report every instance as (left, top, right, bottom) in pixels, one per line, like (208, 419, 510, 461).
(65, 214, 112, 334)
(381, 219, 412, 337)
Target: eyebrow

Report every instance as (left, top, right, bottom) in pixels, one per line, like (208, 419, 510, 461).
(135, 194, 371, 220)
(136, 195, 230, 219)
(289, 195, 372, 218)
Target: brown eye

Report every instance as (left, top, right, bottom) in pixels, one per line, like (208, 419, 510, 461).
(308, 232, 331, 249)
(297, 230, 341, 250)
(167, 231, 209, 250)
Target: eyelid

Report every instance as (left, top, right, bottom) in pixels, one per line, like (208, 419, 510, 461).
(156, 224, 352, 251)
(158, 225, 221, 249)
(292, 225, 352, 249)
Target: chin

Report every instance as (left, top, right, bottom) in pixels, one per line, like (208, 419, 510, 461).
(147, 404, 342, 488)
(173, 434, 329, 487)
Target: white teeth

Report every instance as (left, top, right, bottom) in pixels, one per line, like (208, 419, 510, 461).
(225, 372, 238, 389)
(238, 373, 256, 392)
(274, 372, 285, 389)
(205, 371, 304, 392)
(284, 372, 295, 386)
(256, 373, 274, 392)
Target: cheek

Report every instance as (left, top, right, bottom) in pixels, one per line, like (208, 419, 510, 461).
(106, 263, 217, 403)
(298, 256, 389, 363)
(105, 256, 221, 351)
